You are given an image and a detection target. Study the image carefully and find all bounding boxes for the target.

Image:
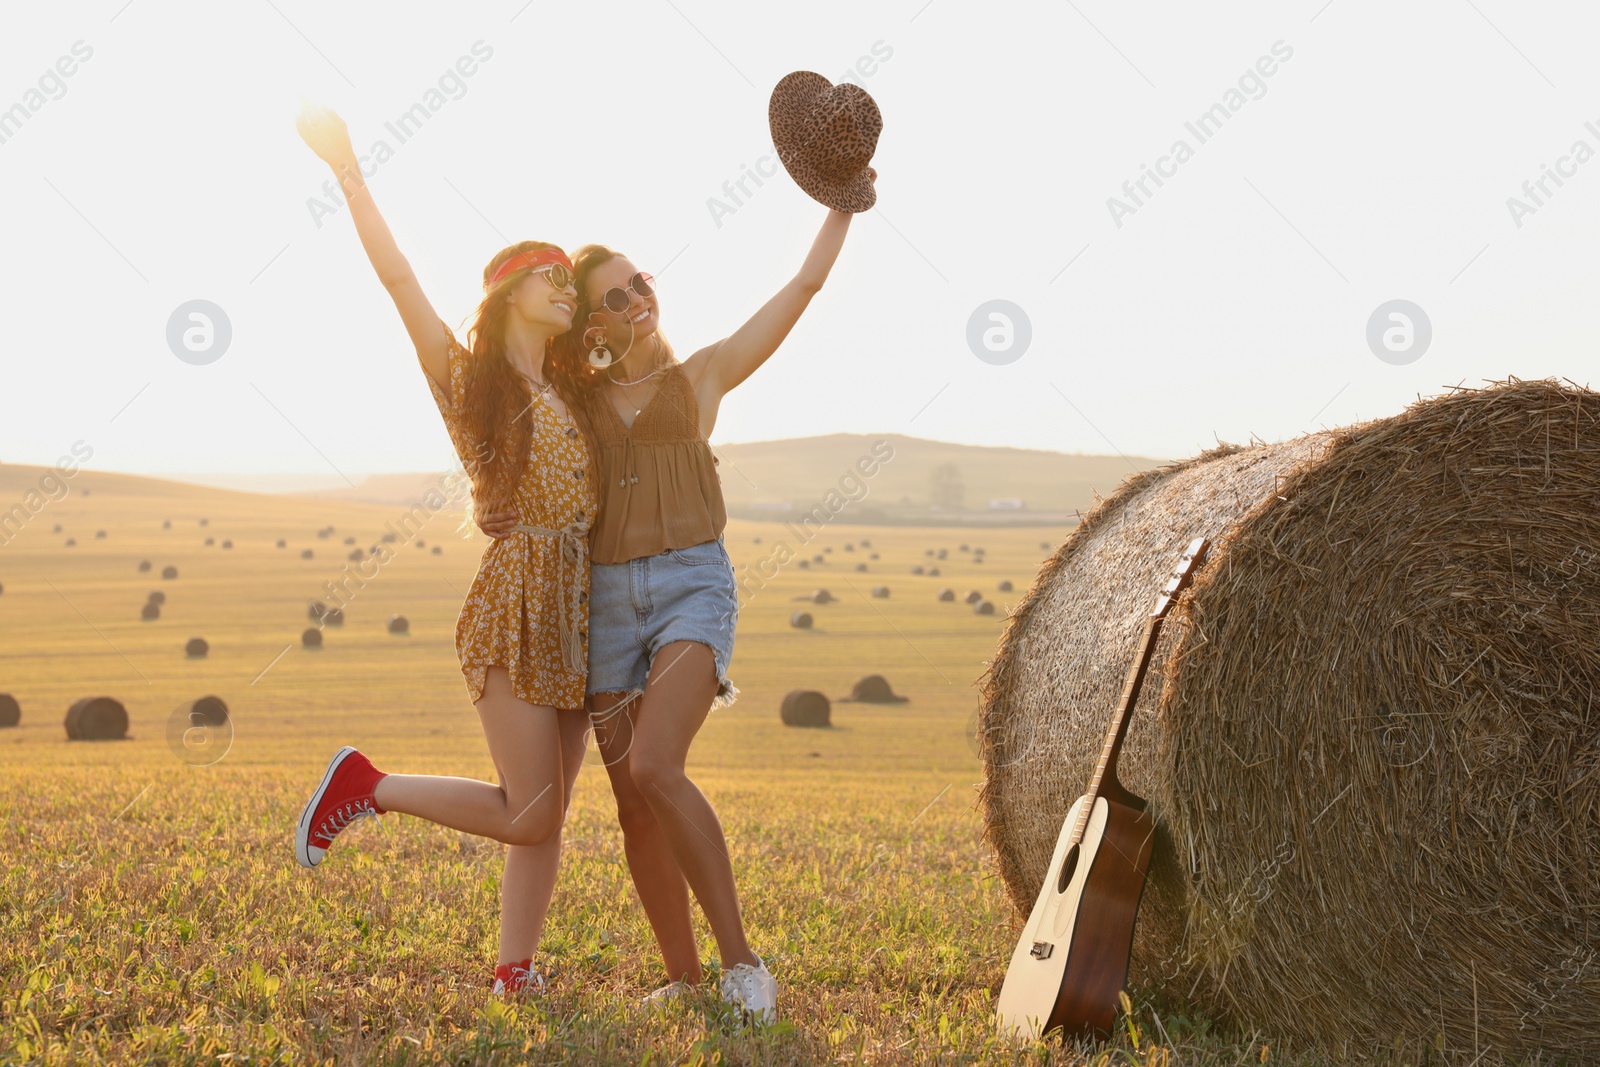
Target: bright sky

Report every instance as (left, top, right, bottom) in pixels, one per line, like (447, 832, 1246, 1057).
(4, 1, 1599, 488)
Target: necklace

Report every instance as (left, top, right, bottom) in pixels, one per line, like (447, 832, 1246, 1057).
(607, 365, 664, 388)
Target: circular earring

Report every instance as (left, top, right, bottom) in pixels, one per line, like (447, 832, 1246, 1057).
(585, 327, 613, 368)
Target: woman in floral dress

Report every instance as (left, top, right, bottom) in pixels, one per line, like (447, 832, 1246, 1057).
(289, 103, 593, 997)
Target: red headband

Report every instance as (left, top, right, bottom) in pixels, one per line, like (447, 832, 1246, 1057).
(487, 247, 574, 290)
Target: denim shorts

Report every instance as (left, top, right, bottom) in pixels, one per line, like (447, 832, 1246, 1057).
(587, 536, 739, 708)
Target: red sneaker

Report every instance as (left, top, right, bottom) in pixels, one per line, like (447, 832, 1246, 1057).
(491, 958, 546, 997)
(295, 746, 388, 868)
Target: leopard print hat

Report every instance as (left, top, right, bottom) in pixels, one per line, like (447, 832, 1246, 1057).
(768, 71, 881, 213)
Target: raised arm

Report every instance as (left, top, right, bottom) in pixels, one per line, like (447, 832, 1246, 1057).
(296, 103, 450, 397)
(686, 202, 857, 398)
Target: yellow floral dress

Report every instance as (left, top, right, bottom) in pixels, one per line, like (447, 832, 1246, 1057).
(422, 323, 596, 710)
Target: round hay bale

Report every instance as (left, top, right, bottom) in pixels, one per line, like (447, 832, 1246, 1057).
(380, 532, 397, 543)
(416, 539, 426, 548)
(95, 530, 106, 539)
(199, 518, 208, 526)
(343, 536, 356, 545)
(162, 566, 177, 579)
(844, 543, 855, 551)
(65, 696, 128, 741)
(789, 611, 814, 630)
(324, 608, 344, 626)
(162, 520, 171, 529)
(141, 602, 160, 621)
(937, 589, 955, 602)
(936, 548, 948, 560)
(65, 538, 76, 547)
(812, 554, 824, 564)
(54, 523, 63, 533)
(204, 537, 214, 546)
(928, 567, 941, 577)
(308, 600, 328, 621)
(911, 565, 925, 575)
(860, 539, 872, 548)
(870, 586, 891, 599)
(387, 614, 409, 635)
(431, 546, 442, 555)
(843, 675, 908, 704)
(810, 589, 836, 605)
(301, 549, 314, 560)
(869, 552, 879, 560)
(185, 637, 209, 658)
(0, 693, 19, 728)
(276, 539, 287, 548)
(301, 628, 323, 649)
(979, 381, 1600, 1059)
(855, 563, 868, 572)
(138, 560, 152, 572)
(798, 560, 810, 570)
(191, 694, 229, 726)
(960, 543, 970, 552)
(347, 550, 363, 562)
(823, 546, 833, 554)
(973, 599, 995, 616)
(221, 540, 233, 550)
(998, 579, 1014, 592)
(147, 590, 165, 606)
(962, 589, 983, 605)
(780, 690, 831, 727)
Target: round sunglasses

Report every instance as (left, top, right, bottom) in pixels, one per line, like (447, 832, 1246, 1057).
(594, 272, 655, 314)
(527, 262, 574, 290)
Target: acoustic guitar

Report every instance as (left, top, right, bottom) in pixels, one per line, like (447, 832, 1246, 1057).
(996, 536, 1209, 1041)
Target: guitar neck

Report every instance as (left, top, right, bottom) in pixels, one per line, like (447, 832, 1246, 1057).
(1069, 612, 1165, 845)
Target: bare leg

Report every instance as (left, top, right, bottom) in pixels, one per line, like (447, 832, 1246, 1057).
(590, 690, 703, 984)
(369, 666, 578, 965)
(628, 642, 757, 969)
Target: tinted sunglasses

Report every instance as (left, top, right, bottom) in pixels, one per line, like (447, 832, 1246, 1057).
(595, 272, 655, 314)
(528, 262, 574, 290)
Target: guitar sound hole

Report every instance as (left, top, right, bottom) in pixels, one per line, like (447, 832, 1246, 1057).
(1056, 845, 1080, 894)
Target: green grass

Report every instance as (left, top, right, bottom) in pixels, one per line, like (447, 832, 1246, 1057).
(0, 467, 1441, 1064)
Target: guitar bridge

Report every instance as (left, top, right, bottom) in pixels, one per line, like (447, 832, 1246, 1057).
(1030, 941, 1054, 960)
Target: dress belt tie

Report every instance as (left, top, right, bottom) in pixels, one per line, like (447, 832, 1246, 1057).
(509, 519, 591, 674)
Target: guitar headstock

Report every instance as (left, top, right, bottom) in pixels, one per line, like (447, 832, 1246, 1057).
(1149, 536, 1209, 619)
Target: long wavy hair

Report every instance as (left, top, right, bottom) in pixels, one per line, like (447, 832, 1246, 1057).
(459, 240, 566, 515)
(547, 244, 677, 473)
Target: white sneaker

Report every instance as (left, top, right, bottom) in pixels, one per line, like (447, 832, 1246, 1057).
(719, 958, 777, 1023)
(643, 979, 693, 1007)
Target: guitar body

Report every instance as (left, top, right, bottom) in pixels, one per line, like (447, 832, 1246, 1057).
(996, 790, 1156, 1039)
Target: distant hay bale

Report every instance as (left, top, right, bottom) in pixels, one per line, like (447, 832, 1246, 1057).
(301, 628, 323, 649)
(147, 590, 165, 606)
(344, 537, 356, 545)
(387, 615, 409, 635)
(812, 554, 824, 564)
(855, 563, 868, 572)
(780, 690, 831, 727)
(842, 675, 908, 704)
(381, 532, 397, 543)
(998, 580, 1014, 592)
(963, 590, 983, 605)
(95, 530, 106, 539)
(870, 553, 879, 560)
(431, 546, 442, 555)
(416, 540, 426, 549)
(199, 518, 208, 526)
(191, 695, 229, 726)
(844, 543, 855, 551)
(324, 608, 344, 626)
(937, 589, 955, 602)
(0, 694, 19, 728)
(53, 523, 63, 533)
(138, 560, 152, 572)
(65, 696, 128, 741)
(789, 611, 814, 630)
(936, 548, 948, 560)
(798, 560, 810, 570)
(979, 380, 1600, 1059)
(860, 539, 872, 548)
(347, 550, 363, 562)
(65, 539, 76, 547)
(911, 566, 925, 575)
(276, 539, 287, 549)
(204, 537, 214, 546)
(871, 586, 891, 599)
(162, 520, 171, 530)
(810, 589, 836, 605)
(161, 566, 177, 580)
(141, 602, 160, 621)
(927, 567, 941, 577)
(1039, 540, 1051, 550)
(960, 543, 970, 552)
(973, 599, 996, 616)
(185, 637, 209, 658)
(301, 549, 314, 560)
(308, 600, 328, 621)
(823, 546, 833, 554)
